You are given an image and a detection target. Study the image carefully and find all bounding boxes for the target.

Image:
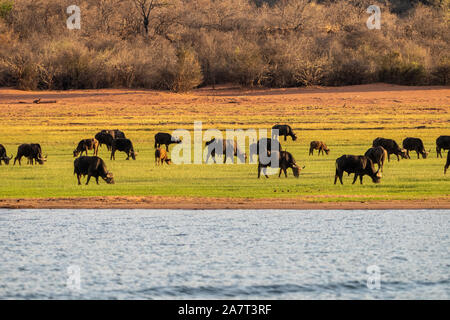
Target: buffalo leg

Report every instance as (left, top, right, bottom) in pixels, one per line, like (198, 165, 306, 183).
(387, 154, 391, 162)
(309, 148, 313, 156)
(359, 175, 363, 184)
(258, 164, 261, 178)
(96, 177, 99, 184)
(165, 144, 169, 151)
(334, 170, 343, 185)
(352, 174, 358, 184)
(437, 147, 441, 158)
(283, 168, 288, 178)
(110, 150, 115, 160)
(86, 175, 91, 185)
(77, 174, 82, 185)
(416, 151, 420, 159)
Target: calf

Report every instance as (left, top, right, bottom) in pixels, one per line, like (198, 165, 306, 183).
(205, 138, 247, 164)
(309, 141, 330, 156)
(73, 156, 114, 185)
(155, 148, 171, 165)
(436, 135, 450, 158)
(364, 146, 387, 173)
(372, 137, 407, 162)
(402, 137, 428, 159)
(272, 124, 297, 141)
(0, 144, 12, 165)
(73, 139, 99, 157)
(95, 132, 114, 151)
(14, 144, 47, 165)
(258, 150, 301, 178)
(334, 155, 382, 185)
(154, 132, 182, 151)
(110, 138, 137, 160)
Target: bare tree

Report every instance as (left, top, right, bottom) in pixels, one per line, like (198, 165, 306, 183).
(133, 0, 168, 35)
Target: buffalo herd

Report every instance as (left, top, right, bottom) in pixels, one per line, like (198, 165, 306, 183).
(0, 124, 449, 185)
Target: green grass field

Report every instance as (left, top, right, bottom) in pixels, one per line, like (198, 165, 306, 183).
(0, 86, 448, 202)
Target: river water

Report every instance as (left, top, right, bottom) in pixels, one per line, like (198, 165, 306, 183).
(0, 209, 448, 299)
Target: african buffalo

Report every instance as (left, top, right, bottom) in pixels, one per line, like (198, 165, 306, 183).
(364, 146, 387, 173)
(205, 138, 247, 164)
(73, 139, 99, 157)
(372, 137, 407, 162)
(155, 148, 171, 165)
(436, 135, 450, 158)
(154, 132, 181, 151)
(14, 144, 47, 165)
(73, 156, 114, 185)
(334, 155, 382, 185)
(272, 124, 297, 141)
(0, 144, 12, 165)
(258, 150, 301, 178)
(309, 141, 330, 156)
(402, 137, 428, 159)
(110, 138, 137, 160)
(95, 132, 114, 151)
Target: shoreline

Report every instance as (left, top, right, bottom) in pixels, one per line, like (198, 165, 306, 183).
(1, 196, 449, 210)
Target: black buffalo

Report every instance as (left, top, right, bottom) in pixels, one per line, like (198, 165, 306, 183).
(272, 124, 297, 141)
(14, 144, 47, 165)
(73, 138, 99, 157)
(205, 138, 247, 164)
(111, 138, 137, 160)
(364, 146, 387, 173)
(436, 135, 450, 158)
(95, 132, 114, 151)
(402, 137, 428, 159)
(258, 150, 301, 178)
(74, 156, 114, 185)
(334, 155, 382, 185)
(372, 137, 407, 162)
(154, 132, 182, 151)
(0, 144, 12, 165)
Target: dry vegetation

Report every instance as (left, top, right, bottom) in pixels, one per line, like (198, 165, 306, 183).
(0, 0, 449, 91)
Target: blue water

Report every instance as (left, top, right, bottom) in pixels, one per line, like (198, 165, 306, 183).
(0, 209, 448, 299)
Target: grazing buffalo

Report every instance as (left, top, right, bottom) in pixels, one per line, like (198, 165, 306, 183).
(0, 144, 12, 165)
(402, 137, 428, 159)
(272, 124, 297, 141)
(154, 132, 182, 151)
(110, 138, 137, 160)
(445, 151, 450, 174)
(436, 135, 450, 158)
(14, 144, 47, 165)
(101, 129, 126, 139)
(364, 146, 387, 173)
(155, 148, 171, 165)
(73, 139, 99, 157)
(309, 141, 330, 156)
(73, 156, 114, 185)
(95, 132, 114, 151)
(372, 137, 407, 162)
(258, 150, 301, 178)
(334, 155, 381, 185)
(205, 138, 247, 164)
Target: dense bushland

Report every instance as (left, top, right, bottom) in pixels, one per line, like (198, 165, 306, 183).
(0, 0, 448, 91)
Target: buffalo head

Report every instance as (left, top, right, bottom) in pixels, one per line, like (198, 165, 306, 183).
(2, 154, 13, 165)
(104, 172, 115, 184)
